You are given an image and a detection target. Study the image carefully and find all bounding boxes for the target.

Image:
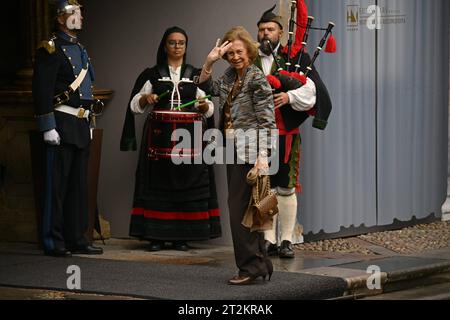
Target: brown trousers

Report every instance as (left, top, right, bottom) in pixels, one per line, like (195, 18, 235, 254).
(226, 164, 272, 277)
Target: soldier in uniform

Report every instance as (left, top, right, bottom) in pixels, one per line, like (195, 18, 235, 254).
(255, 5, 332, 258)
(32, 0, 103, 257)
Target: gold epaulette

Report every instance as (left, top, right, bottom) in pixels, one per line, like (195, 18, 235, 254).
(38, 39, 56, 54)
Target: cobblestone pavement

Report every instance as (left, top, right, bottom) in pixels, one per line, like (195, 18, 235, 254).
(295, 238, 375, 255)
(295, 221, 450, 255)
(359, 221, 450, 254)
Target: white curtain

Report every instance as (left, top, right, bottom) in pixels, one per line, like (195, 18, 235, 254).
(377, 0, 449, 225)
(299, 0, 449, 235)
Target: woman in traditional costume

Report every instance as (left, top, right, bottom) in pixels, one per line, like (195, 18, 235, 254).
(121, 26, 221, 252)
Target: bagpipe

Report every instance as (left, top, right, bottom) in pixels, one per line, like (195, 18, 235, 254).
(266, 0, 335, 129)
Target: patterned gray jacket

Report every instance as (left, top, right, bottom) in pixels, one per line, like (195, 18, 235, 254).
(198, 64, 276, 163)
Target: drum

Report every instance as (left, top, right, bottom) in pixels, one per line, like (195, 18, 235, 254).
(148, 110, 204, 160)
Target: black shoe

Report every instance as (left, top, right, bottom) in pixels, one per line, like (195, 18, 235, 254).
(173, 241, 189, 251)
(279, 240, 295, 259)
(228, 271, 272, 286)
(44, 248, 72, 258)
(265, 241, 279, 257)
(70, 245, 103, 255)
(149, 240, 164, 252)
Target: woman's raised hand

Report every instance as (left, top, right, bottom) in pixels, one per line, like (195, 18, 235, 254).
(206, 39, 233, 65)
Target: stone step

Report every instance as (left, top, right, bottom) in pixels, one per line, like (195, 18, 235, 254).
(301, 257, 450, 299)
(362, 275, 450, 300)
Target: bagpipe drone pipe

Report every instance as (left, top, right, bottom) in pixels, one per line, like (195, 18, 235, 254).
(267, 0, 335, 130)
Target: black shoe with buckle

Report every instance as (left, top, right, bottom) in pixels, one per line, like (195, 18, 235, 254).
(279, 240, 295, 259)
(265, 241, 279, 257)
(70, 245, 103, 255)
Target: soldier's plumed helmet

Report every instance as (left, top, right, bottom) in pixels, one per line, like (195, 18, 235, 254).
(53, 0, 82, 16)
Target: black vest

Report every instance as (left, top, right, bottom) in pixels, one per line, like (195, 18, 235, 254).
(149, 64, 198, 112)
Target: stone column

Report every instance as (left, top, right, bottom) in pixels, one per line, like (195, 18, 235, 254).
(0, 0, 52, 242)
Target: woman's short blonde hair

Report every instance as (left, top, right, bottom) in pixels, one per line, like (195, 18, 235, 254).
(220, 26, 260, 63)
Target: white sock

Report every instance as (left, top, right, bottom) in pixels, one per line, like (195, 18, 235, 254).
(264, 213, 278, 245)
(279, 194, 298, 243)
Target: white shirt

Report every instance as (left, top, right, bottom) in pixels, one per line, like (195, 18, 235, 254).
(259, 48, 317, 112)
(130, 66, 214, 118)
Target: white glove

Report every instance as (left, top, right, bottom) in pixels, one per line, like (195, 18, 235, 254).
(43, 129, 61, 146)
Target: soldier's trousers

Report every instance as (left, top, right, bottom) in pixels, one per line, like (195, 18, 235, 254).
(42, 143, 90, 251)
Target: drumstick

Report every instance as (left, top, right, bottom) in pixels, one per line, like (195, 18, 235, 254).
(158, 90, 170, 100)
(175, 95, 212, 111)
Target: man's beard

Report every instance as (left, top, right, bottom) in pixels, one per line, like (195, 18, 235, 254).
(259, 38, 279, 56)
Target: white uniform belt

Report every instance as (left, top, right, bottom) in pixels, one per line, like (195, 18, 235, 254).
(55, 105, 90, 119)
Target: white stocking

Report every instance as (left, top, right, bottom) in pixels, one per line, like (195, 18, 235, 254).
(264, 212, 278, 245)
(278, 194, 298, 243)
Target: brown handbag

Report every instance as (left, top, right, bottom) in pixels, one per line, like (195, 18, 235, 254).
(242, 168, 278, 232)
(253, 175, 279, 221)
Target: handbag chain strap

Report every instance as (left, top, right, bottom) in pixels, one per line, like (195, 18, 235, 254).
(254, 174, 271, 205)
